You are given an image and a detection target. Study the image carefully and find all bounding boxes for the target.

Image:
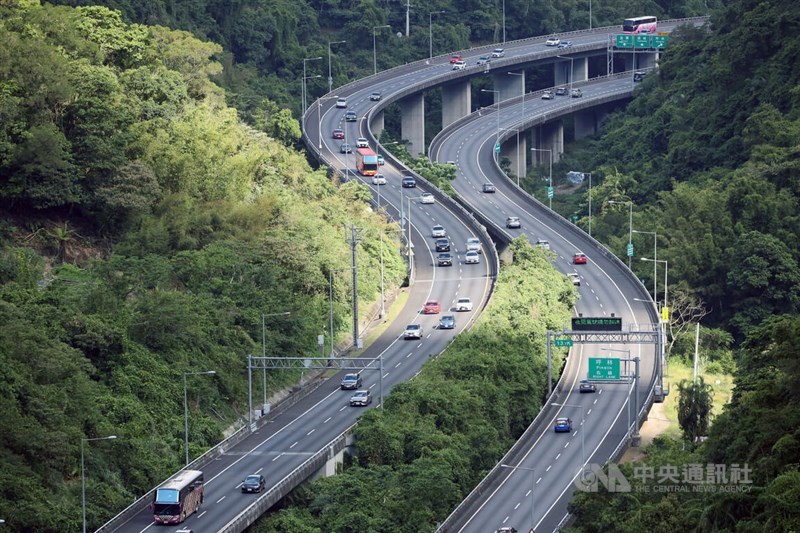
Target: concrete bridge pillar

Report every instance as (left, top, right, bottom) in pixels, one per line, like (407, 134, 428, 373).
(492, 70, 525, 102)
(442, 79, 472, 128)
(533, 122, 563, 164)
(501, 131, 527, 181)
(554, 56, 588, 86)
(401, 93, 425, 157)
(372, 109, 385, 138)
(574, 110, 595, 139)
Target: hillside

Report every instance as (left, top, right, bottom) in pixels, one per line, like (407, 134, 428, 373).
(0, 2, 405, 530)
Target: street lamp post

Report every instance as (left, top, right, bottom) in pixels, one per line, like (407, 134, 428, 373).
(302, 74, 321, 129)
(302, 56, 322, 115)
(372, 26, 390, 76)
(261, 312, 290, 414)
(376, 183, 387, 318)
(500, 464, 536, 531)
(643, 256, 668, 400)
(82, 435, 117, 533)
(317, 94, 339, 150)
(481, 89, 501, 163)
(556, 55, 575, 94)
(633, 230, 658, 302)
(587, 172, 592, 237)
(329, 267, 353, 358)
(608, 200, 634, 268)
(531, 147, 553, 209)
(502, 0, 506, 43)
(429, 11, 445, 60)
(184, 370, 216, 465)
(327, 41, 345, 94)
(500, 127, 520, 185)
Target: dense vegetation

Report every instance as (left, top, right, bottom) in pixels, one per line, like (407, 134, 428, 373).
(0, 2, 405, 530)
(252, 237, 577, 532)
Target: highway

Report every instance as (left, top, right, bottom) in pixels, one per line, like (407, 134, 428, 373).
(430, 73, 657, 532)
(103, 18, 707, 532)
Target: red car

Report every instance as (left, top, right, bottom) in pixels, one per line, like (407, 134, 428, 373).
(332, 129, 345, 139)
(573, 253, 587, 265)
(449, 54, 462, 64)
(423, 300, 441, 314)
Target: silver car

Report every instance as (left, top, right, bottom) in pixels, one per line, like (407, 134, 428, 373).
(464, 251, 480, 264)
(466, 237, 482, 254)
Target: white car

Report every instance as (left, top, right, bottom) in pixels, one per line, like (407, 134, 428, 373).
(536, 239, 550, 250)
(546, 37, 560, 46)
(466, 237, 482, 254)
(452, 60, 466, 70)
(421, 192, 435, 204)
(404, 323, 423, 339)
(335, 97, 347, 108)
(432, 225, 446, 238)
(541, 90, 554, 100)
(372, 174, 386, 185)
(569, 272, 581, 286)
(491, 48, 505, 58)
(464, 251, 480, 264)
(356, 137, 369, 148)
(455, 297, 473, 311)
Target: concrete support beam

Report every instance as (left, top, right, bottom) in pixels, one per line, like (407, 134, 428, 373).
(372, 110, 385, 138)
(492, 70, 525, 102)
(442, 80, 471, 129)
(554, 56, 588, 86)
(532, 122, 564, 164)
(501, 131, 527, 182)
(573, 56, 588, 81)
(574, 110, 596, 140)
(400, 93, 425, 157)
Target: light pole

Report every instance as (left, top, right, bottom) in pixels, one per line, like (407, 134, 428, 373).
(373, 26, 390, 75)
(641, 258, 668, 320)
(262, 312, 290, 413)
(429, 11, 445, 60)
(643, 256, 668, 400)
(82, 435, 117, 533)
(317, 94, 339, 150)
(501, 127, 521, 185)
(327, 42, 345, 94)
(556, 55, 575, 94)
(303, 56, 322, 115)
(586, 172, 592, 237)
(552, 402, 586, 472)
(633, 230, 658, 302)
(608, 200, 633, 268)
(500, 464, 535, 531)
(502, 0, 506, 43)
(329, 267, 353, 357)
(184, 370, 216, 465)
(376, 183, 387, 318)
(302, 74, 321, 128)
(531, 147, 553, 209)
(589, 0, 592, 29)
(506, 70, 526, 120)
(481, 89, 501, 163)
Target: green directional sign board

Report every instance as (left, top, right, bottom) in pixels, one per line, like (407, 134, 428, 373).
(615, 34, 633, 48)
(634, 35, 652, 49)
(589, 357, 621, 380)
(555, 338, 574, 347)
(547, 186, 554, 199)
(572, 316, 623, 331)
(627, 243, 634, 257)
(652, 35, 669, 49)
(495, 142, 501, 153)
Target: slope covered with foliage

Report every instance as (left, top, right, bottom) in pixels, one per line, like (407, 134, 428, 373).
(0, 2, 405, 530)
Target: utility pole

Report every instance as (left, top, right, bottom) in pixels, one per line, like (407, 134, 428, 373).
(406, 0, 410, 36)
(346, 225, 363, 348)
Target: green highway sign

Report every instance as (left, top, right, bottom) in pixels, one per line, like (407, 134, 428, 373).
(495, 142, 501, 153)
(589, 357, 621, 380)
(547, 186, 554, 199)
(627, 243, 634, 257)
(615, 34, 633, 48)
(652, 35, 669, 48)
(634, 35, 652, 49)
(572, 316, 623, 331)
(554, 338, 574, 347)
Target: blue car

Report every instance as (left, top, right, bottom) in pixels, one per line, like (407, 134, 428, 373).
(554, 417, 572, 432)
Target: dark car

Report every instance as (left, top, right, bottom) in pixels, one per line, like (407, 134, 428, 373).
(341, 372, 362, 390)
(402, 176, 416, 188)
(435, 238, 451, 252)
(483, 182, 496, 193)
(438, 314, 456, 329)
(241, 474, 266, 493)
(557, 40, 573, 48)
(579, 379, 596, 393)
(477, 55, 492, 64)
(554, 417, 572, 432)
(340, 143, 352, 154)
(633, 71, 646, 82)
(555, 86, 568, 96)
(345, 110, 357, 121)
(437, 253, 453, 266)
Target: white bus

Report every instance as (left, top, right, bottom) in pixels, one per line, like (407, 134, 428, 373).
(623, 16, 658, 34)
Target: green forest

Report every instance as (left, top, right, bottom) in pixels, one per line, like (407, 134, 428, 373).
(2, 0, 800, 530)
